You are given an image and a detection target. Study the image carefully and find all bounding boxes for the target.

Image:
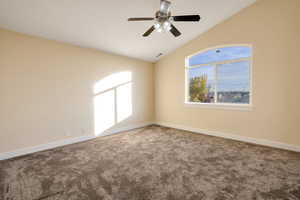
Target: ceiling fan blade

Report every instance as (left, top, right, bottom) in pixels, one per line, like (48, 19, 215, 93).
(172, 15, 201, 22)
(170, 24, 181, 37)
(160, 0, 171, 14)
(143, 25, 155, 37)
(128, 17, 154, 21)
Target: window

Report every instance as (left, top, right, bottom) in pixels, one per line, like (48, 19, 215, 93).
(185, 45, 252, 108)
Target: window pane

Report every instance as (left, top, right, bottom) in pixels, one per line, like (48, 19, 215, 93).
(188, 65, 215, 103)
(189, 46, 252, 66)
(217, 61, 250, 104)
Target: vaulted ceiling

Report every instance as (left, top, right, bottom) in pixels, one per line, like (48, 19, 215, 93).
(0, 0, 256, 62)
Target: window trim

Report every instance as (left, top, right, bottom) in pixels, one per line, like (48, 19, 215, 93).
(184, 44, 253, 110)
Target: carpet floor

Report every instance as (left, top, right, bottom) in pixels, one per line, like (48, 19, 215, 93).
(1, 125, 300, 200)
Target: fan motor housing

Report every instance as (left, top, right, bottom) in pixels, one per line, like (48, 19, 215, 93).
(155, 11, 171, 23)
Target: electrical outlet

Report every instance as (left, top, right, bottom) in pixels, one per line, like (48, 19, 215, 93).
(81, 128, 86, 135)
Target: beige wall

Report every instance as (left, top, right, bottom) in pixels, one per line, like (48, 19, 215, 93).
(0, 29, 154, 153)
(155, 0, 300, 146)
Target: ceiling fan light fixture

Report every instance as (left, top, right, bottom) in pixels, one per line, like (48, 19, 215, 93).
(154, 22, 163, 32)
(163, 21, 171, 31)
(154, 21, 171, 32)
(154, 22, 161, 29)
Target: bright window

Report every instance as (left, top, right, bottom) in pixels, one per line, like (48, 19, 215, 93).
(185, 45, 252, 107)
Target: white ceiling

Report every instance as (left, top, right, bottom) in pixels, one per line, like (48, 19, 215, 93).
(0, 0, 256, 62)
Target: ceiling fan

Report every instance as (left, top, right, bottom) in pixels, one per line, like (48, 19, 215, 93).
(128, 0, 201, 37)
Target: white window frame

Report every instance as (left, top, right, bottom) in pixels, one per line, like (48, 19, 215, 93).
(184, 44, 253, 111)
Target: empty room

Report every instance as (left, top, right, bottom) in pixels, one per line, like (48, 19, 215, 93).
(1, 0, 300, 199)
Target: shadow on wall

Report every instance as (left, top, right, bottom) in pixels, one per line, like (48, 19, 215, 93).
(93, 72, 132, 136)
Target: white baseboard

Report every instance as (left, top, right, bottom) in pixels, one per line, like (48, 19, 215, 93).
(155, 122, 300, 153)
(0, 135, 95, 161)
(3, 121, 297, 161)
(0, 121, 154, 160)
(102, 121, 155, 136)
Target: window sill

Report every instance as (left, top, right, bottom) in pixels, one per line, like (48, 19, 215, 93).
(184, 102, 253, 111)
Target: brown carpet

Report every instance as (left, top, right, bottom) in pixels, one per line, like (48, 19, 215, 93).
(1, 125, 300, 200)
